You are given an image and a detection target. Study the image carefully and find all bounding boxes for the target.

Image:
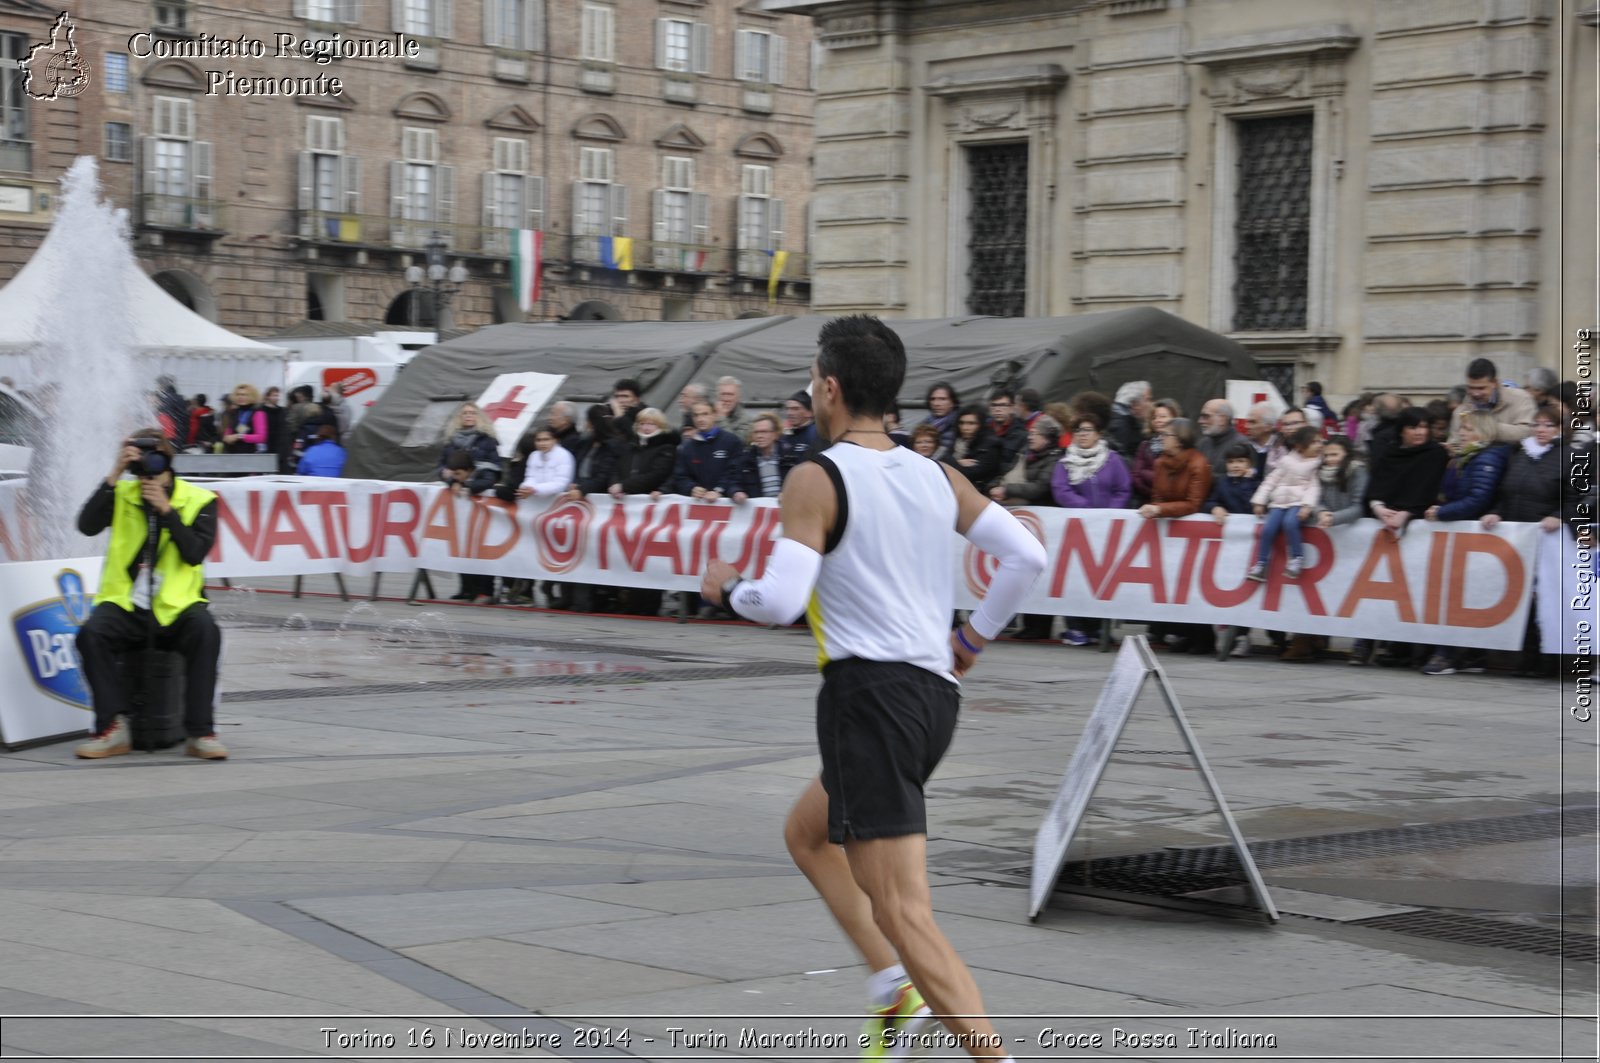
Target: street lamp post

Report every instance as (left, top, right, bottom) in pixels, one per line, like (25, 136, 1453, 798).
(404, 232, 468, 334)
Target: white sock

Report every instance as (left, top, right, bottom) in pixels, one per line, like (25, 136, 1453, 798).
(866, 963, 908, 1006)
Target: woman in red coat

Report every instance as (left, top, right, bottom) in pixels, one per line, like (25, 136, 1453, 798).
(1137, 417, 1215, 652)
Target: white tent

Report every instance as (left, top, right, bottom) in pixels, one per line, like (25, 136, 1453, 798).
(0, 215, 286, 400)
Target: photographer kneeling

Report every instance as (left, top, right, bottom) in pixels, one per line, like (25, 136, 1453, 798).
(74, 431, 226, 760)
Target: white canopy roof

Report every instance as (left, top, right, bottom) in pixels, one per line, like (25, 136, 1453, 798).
(0, 215, 284, 360)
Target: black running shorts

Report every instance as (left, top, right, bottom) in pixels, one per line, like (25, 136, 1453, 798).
(817, 657, 960, 845)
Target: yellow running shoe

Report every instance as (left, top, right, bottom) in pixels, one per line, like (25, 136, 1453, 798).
(861, 980, 936, 1061)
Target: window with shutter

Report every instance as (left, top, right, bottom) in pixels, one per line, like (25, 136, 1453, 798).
(307, 115, 343, 154)
(581, 4, 615, 62)
(740, 164, 771, 198)
(403, 127, 438, 163)
(147, 97, 196, 227)
(493, 137, 527, 174)
(341, 156, 362, 214)
(0, 33, 29, 171)
(526, 176, 544, 230)
(659, 19, 691, 72)
(580, 147, 613, 183)
(662, 156, 693, 191)
(105, 123, 133, 163)
(483, 137, 531, 251)
(402, 0, 433, 36)
(737, 30, 772, 82)
(655, 157, 692, 250)
(486, 0, 534, 49)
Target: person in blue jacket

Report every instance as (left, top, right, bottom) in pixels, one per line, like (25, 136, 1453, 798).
(726, 412, 794, 502)
(783, 390, 821, 463)
(295, 424, 347, 477)
(1205, 442, 1261, 660)
(674, 400, 744, 500)
(1419, 409, 1511, 675)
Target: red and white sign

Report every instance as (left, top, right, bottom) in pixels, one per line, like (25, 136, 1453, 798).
(0, 479, 1550, 650)
(323, 366, 379, 397)
(476, 372, 566, 457)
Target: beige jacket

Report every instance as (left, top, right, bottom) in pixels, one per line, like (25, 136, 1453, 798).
(1455, 385, 1536, 444)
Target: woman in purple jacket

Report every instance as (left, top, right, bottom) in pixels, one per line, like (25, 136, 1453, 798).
(1050, 413, 1133, 645)
(1052, 413, 1133, 509)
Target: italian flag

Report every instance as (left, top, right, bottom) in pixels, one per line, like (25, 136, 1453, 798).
(511, 229, 542, 314)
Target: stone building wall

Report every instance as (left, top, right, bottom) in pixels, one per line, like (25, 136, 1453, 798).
(0, 0, 816, 339)
(773, 0, 1594, 403)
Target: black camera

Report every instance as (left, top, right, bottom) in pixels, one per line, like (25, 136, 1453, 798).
(127, 437, 171, 478)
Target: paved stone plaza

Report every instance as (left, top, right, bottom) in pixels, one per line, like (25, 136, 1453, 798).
(0, 581, 1594, 1061)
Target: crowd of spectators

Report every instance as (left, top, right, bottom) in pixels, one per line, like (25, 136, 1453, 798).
(144, 374, 353, 475)
(110, 357, 1593, 675)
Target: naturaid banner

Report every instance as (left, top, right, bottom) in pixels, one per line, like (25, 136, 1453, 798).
(0, 477, 1540, 649)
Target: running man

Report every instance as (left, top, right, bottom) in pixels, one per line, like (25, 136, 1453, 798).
(702, 315, 1045, 1062)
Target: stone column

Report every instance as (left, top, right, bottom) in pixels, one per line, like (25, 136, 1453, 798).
(802, 0, 914, 314)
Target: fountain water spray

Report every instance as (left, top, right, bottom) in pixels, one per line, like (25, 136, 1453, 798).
(23, 157, 148, 559)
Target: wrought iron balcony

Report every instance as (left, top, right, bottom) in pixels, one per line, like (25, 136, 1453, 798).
(733, 248, 810, 281)
(295, 211, 535, 262)
(138, 194, 224, 236)
(565, 235, 721, 275)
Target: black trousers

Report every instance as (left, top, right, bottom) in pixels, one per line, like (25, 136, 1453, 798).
(76, 602, 221, 736)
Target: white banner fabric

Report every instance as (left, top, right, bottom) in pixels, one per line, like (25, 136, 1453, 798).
(0, 478, 1542, 649)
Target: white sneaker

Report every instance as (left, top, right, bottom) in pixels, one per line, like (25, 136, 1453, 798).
(1231, 636, 1252, 658)
(185, 734, 229, 760)
(75, 717, 130, 759)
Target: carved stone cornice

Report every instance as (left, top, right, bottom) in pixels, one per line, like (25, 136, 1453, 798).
(924, 65, 1067, 136)
(1185, 24, 1360, 67)
(1185, 24, 1358, 104)
(923, 64, 1068, 98)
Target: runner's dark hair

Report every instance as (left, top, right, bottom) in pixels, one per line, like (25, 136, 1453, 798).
(816, 315, 906, 419)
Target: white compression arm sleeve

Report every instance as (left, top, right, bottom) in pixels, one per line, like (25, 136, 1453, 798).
(727, 537, 822, 626)
(964, 503, 1048, 640)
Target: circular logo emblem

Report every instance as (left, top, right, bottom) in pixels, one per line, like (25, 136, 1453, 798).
(46, 52, 90, 98)
(963, 508, 1046, 597)
(533, 498, 591, 575)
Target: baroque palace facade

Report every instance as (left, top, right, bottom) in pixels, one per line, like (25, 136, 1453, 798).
(770, 0, 1597, 401)
(0, 0, 816, 333)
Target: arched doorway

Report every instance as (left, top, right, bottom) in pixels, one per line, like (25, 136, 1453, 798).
(566, 299, 620, 321)
(151, 269, 219, 322)
(385, 289, 436, 328)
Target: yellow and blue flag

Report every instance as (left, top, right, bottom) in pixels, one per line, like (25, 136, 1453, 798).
(766, 249, 789, 304)
(600, 236, 633, 271)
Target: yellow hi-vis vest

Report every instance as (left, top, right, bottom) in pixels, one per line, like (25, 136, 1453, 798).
(93, 477, 216, 627)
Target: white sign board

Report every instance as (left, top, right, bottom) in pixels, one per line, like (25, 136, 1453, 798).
(0, 557, 101, 749)
(1226, 379, 1287, 425)
(1029, 635, 1276, 923)
(1030, 637, 1146, 919)
(475, 373, 567, 458)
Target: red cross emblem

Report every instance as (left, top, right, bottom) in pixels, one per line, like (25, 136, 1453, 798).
(481, 386, 528, 422)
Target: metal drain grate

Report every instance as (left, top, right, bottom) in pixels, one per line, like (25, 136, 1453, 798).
(1347, 911, 1599, 963)
(223, 660, 816, 702)
(1030, 806, 1600, 961)
(1243, 808, 1599, 866)
(1051, 807, 1595, 892)
(1052, 846, 1249, 898)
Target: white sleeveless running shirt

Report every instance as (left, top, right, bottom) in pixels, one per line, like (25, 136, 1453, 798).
(807, 443, 959, 681)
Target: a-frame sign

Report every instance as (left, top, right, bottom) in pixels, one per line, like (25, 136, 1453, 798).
(1029, 635, 1278, 922)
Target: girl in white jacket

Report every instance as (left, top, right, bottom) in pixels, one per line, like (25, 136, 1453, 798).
(517, 426, 576, 499)
(1247, 425, 1323, 581)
